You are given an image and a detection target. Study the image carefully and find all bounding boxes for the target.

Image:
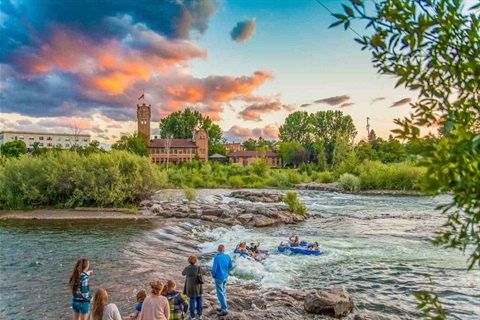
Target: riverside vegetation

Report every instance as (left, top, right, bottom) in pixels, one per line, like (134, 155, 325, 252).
(0, 148, 426, 210)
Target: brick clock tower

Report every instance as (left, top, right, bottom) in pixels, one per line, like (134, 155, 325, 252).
(137, 103, 151, 137)
(194, 128, 209, 161)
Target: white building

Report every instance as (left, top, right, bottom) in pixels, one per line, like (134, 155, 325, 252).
(0, 130, 91, 150)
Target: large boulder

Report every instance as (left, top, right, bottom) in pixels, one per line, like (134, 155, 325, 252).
(304, 288, 354, 318)
(251, 215, 276, 227)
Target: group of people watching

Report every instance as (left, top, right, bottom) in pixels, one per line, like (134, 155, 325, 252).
(70, 245, 234, 320)
(280, 234, 320, 251)
(69, 253, 208, 320)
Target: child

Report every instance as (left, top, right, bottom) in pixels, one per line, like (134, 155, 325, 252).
(123, 289, 147, 320)
(165, 280, 189, 320)
(69, 258, 93, 320)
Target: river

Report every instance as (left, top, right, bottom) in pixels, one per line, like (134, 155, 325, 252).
(0, 190, 479, 319)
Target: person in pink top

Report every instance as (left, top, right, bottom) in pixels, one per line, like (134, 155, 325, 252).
(140, 279, 170, 320)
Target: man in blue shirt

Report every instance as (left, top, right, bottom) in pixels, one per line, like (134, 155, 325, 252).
(211, 244, 233, 316)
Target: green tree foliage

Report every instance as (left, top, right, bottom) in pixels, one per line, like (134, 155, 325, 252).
(0, 151, 167, 209)
(158, 108, 223, 156)
(279, 110, 358, 164)
(332, 0, 480, 316)
(278, 111, 312, 145)
(32, 142, 48, 156)
(242, 137, 278, 152)
(278, 141, 304, 167)
(1, 140, 27, 157)
(111, 132, 148, 156)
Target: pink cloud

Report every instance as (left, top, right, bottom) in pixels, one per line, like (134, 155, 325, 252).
(224, 125, 279, 141)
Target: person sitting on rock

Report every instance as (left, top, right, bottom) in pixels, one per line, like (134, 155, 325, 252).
(308, 242, 320, 251)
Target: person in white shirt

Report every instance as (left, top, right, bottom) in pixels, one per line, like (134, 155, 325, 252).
(91, 288, 122, 320)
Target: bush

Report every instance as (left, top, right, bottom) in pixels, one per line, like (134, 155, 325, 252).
(312, 171, 335, 183)
(0, 151, 167, 210)
(183, 187, 197, 201)
(358, 160, 425, 190)
(252, 158, 269, 177)
(338, 173, 361, 192)
(228, 175, 243, 188)
(283, 191, 307, 215)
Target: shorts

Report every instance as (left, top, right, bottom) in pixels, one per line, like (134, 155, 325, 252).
(72, 300, 90, 314)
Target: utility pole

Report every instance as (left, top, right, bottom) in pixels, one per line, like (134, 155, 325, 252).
(366, 117, 371, 141)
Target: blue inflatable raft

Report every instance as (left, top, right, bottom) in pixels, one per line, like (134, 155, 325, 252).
(278, 241, 323, 256)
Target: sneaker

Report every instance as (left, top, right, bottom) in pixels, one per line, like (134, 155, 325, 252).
(215, 308, 222, 312)
(217, 311, 229, 316)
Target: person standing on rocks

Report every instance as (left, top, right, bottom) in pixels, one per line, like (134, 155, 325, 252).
(182, 255, 204, 319)
(211, 244, 233, 317)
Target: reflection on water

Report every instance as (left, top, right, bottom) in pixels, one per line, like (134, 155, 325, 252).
(1, 191, 479, 319)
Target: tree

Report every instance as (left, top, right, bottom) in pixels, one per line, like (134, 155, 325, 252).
(1, 140, 27, 157)
(278, 111, 311, 145)
(278, 141, 304, 167)
(32, 142, 48, 156)
(332, 0, 480, 316)
(279, 110, 358, 165)
(242, 137, 278, 152)
(159, 108, 224, 156)
(111, 133, 148, 157)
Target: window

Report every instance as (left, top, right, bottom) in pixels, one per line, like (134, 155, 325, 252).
(39, 136, 44, 140)
(47, 143, 53, 147)
(75, 138, 79, 142)
(65, 138, 70, 141)
(83, 138, 88, 142)
(39, 143, 44, 147)
(65, 144, 70, 147)
(19, 136, 24, 140)
(56, 144, 62, 148)
(47, 137, 52, 140)
(29, 137, 35, 140)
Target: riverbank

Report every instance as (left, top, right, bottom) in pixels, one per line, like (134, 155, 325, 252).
(294, 182, 424, 196)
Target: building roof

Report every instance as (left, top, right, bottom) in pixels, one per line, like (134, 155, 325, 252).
(0, 130, 90, 137)
(226, 150, 281, 158)
(149, 139, 198, 148)
(209, 153, 227, 159)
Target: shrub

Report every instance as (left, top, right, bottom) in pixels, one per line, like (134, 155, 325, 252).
(183, 187, 197, 201)
(312, 171, 336, 183)
(252, 158, 269, 177)
(338, 173, 361, 192)
(228, 175, 243, 188)
(283, 191, 307, 215)
(0, 150, 167, 209)
(358, 160, 425, 190)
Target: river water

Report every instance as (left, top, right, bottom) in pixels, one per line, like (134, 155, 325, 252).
(0, 190, 479, 319)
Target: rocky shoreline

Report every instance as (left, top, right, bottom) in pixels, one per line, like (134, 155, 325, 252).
(140, 190, 310, 227)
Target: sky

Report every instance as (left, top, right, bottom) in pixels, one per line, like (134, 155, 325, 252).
(0, 0, 459, 145)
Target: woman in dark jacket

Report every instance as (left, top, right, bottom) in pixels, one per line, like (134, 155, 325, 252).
(182, 255, 203, 319)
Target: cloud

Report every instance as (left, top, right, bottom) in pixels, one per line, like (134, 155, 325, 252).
(230, 18, 256, 43)
(237, 95, 294, 121)
(314, 95, 351, 106)
(300, 104, 311, 108)
(17, 119, 32, 125)
(224, 125, 279, 141)
(390, 98, 411, 108)
(339, 102, 355, 108)
(371, 97, 386, 104)
(0, 0, 218, 57)
(107, 124, 123, 129)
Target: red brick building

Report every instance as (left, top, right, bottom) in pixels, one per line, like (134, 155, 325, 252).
(224, 142, 244, 154)
(137, 103, 209, 164)
(226, 150, 282, 167)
